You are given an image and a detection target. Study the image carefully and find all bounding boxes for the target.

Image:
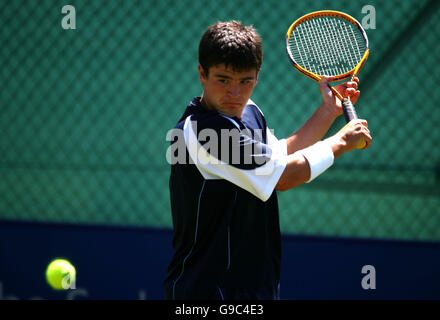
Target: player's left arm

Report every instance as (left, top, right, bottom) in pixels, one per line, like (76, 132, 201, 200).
(284, 77, 360, 154)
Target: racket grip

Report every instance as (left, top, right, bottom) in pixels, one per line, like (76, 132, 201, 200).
(341, 98, 367, 149)
(342, 98, 358, 122)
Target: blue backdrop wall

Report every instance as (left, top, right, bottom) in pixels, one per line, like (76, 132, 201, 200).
(1, 220, 439, 300)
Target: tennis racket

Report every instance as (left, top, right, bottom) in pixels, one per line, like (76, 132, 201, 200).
(286, 10, 369, 148)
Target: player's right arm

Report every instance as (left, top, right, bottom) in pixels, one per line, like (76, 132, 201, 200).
(275, 119, 371, 191)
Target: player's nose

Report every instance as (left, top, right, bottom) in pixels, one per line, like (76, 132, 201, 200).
(227, 84, 241, 96)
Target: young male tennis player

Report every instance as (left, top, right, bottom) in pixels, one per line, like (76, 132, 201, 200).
(164, 21, 371, 300)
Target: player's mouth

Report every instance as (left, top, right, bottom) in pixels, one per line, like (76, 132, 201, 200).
(222, 101, 243, 107)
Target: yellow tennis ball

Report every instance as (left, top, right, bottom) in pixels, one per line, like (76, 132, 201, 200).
(45, 259, 76, 290)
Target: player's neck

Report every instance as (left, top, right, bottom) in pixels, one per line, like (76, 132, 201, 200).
(200, 96, 243, 119)
(199, 96, 213, 112)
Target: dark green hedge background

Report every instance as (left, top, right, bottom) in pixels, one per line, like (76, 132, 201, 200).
(1, 0, 439, 241)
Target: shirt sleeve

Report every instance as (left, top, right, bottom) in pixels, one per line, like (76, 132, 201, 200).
(183, 115, 288, 202)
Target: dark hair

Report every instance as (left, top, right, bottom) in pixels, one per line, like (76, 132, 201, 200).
(198, 21, 263, 75)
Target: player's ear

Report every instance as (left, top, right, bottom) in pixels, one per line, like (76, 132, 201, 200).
(198, 64, 208, 83)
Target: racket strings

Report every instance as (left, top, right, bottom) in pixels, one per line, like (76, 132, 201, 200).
(288, 16, 366, 76)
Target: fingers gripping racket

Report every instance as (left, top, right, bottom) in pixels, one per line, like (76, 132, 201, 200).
(286, 10, 369, 148)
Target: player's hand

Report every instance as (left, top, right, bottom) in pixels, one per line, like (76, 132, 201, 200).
(319, 77, 360, 117)
(338, 119, 371, 151)
(327, 119, 372, 158)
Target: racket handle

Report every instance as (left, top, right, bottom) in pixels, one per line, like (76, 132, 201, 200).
(342, 98, 358, 122)
(341, 98, 367, 149)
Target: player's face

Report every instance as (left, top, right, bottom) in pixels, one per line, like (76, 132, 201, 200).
(198, 64, 258, 118)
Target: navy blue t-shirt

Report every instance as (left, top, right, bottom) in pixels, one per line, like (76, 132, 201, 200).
(164, 97, 288, 300)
